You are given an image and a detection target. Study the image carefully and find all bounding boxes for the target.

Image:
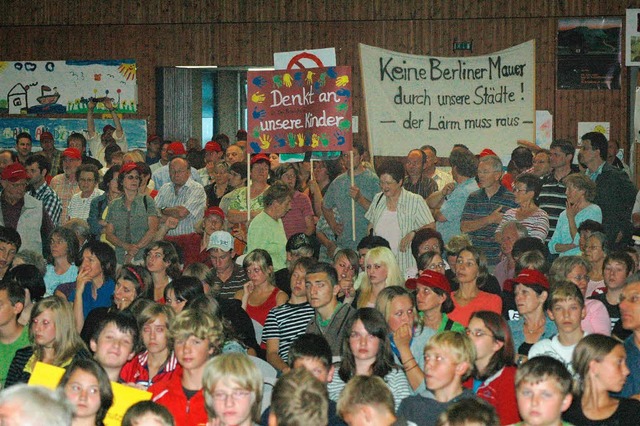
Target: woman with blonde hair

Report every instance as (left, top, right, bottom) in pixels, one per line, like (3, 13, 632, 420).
(235, 249, 288, 327)
(202, 353, 263, 426)
(563, 334, 640, 424)
(6, 296, 91, 386)
(357, 246, 403, 308)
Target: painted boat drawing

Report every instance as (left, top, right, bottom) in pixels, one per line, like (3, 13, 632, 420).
(36, 86, 60, 105)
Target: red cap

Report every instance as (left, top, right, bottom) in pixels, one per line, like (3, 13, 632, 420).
(103, 124, 116, 134)
(167, 142, 186, 156)
(478, 148, 498, 157)
(40, 131, 54, 141)
(62, 147, 82, 160)
(405, 270, 451, 293)
(204, 141, 222, 153)
(204, 206, 225, 221)
(147, 134, 162, 144)
(120, 162, 141, 174)
(1, 163, 28, 182)
(508, 268, 549, 292)
(250, 153, 270, 165)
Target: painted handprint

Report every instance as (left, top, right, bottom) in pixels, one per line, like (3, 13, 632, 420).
(336, 88, 351, 98)
(252, 107, 266, 119)
(336, 103, 348, 112)
(296, 133, 305, 147)
(252, 126, 261, 138)
(326, 67, 337, 79)
(334, 131, 346, 145)
(318, 73, 327, 87)
(294, 72, 303, 86)
(320, 133, 329, 147)
(283, 73, 293, 87)
(306, 71, 315, 85)
(336, 75, 349, 87)
(275, 135, 286, 147)
(338, 120, 351, 131)
(311, 134, 320, 148)
(287, 133, 296, 147)
(251, 92, 266, 103)
(273, 75, 283, 88)
(252, 76, 267, 88)
(259, 134, 273, 149)
(250, 142, 262, 153)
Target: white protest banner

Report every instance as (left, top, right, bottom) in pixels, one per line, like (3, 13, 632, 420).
(360, 41, 535, 158)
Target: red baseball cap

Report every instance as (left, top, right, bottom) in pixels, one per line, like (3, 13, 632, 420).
(1, 163, 28, 182)
(478, 148, 498, 157)
(250, 153, 269, 165)
(62, 147, 82, 160)
(405, 270, 451, 293)
(204, 141, 222, 153)
(204, 206, 225, 221)
(120, 162, 141, 174)
(40, 131, 54, 141)
(167, 142, 186, 156)
(509, 268, 549, 292)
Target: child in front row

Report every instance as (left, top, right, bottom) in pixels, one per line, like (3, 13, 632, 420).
(512, 355, 574, 426)
(528, 282, 586, 374)
(398, 331, 478, 426)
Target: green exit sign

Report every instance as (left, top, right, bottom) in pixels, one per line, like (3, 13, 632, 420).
(453, 41, 473, 51)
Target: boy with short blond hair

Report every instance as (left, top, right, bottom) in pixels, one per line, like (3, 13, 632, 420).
(398, 331, 478, 426)
(512, 356, 574, 426)
(528, 282, 586, 373)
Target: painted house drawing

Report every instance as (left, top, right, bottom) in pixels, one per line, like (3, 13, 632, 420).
(7, 83, 27, 114)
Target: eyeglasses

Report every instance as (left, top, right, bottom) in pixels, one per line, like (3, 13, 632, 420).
(427, 262, 446, 270)
(212, 390, 252, 402)
(513, 187, 529, 194)
(465, 328, 495, 339)
(568, 274, 589, 282)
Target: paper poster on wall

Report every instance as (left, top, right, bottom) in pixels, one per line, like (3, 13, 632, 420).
(0, 117, 147, 150)
(535, 110, 553, 149)
(577, 122, 610, 147)
(0, 60, 137, 115)
(557, 18, 621, 90)
(246, 66, 353, 154)
(626, 10, 640, 66)
(359, 41, 535, 158)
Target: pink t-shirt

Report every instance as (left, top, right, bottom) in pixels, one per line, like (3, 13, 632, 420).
(281, 190, 314, 239)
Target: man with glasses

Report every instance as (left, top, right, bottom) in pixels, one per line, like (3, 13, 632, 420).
(155, 157, 206, 236)
(205, 230, 248, 299)
(460, 155, 516, 268)
(580, 131, 636, 250)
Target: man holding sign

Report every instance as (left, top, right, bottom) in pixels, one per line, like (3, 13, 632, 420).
(322, 141, 379, 251)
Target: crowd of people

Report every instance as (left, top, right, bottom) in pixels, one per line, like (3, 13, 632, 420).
(2, 114, 640, 426)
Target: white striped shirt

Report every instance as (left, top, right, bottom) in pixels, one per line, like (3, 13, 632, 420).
(67, 188, 104, 221)
(155, 178, 206, 236)
(262, 302, 314, 361)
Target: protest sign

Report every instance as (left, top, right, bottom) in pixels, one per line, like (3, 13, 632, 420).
(360, 41, 535, 158)
(246, 66, 352, 154)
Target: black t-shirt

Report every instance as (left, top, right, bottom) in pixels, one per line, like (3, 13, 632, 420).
(563, 397, 640, 425)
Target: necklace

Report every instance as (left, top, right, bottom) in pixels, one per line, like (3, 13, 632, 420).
(524, 320, 545, 334)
